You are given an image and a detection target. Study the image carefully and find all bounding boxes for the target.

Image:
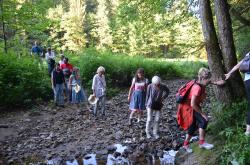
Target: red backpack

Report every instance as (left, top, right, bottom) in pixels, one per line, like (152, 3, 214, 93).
(176, 80, 196, 103)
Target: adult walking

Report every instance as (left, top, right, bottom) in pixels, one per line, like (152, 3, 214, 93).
(45, 47, 55, 76)
(92, 66, 106, 117)
(128, 68, 149, 125)
(31, 41, 43, 67)
(60, 58, 74, 102)
(225, 52, 250, 136)
(31, 41, 42, 57)
(51, 63, 66, 107)
(145, 76, 169, 139)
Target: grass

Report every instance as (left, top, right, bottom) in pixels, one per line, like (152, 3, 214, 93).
(190, 136, 221, 165)
(66, 49, 206, 94)
(64, 49, 207, 98)
(0, 48, 207, 105)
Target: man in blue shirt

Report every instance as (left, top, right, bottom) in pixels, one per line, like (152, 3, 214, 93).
(31, 41, 42, 57)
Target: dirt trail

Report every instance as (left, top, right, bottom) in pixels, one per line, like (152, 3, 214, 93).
(0, 79, 213, 164)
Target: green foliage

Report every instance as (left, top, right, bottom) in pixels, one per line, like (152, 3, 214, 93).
(77, 48, 206, 88)
(210, 101, 250, 165)
(0, 54, 51, 107)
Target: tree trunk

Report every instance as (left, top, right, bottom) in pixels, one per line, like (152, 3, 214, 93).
(0, 0, 7, 54)
(199, 0, 232, 103)
(214, 0, 245, 100)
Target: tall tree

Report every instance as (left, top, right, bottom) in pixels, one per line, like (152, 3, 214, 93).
(0, 0, 7, 53)
(199, 0, 232, 103)
(214, 0, 245, 100)
(94, 0, 113, 49)
(60, 0, 86, 51)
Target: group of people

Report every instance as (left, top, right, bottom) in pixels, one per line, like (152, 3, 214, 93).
(51, 57, 107, 117)
(127, 67, 226, 152)
(31, 40, 250, 154)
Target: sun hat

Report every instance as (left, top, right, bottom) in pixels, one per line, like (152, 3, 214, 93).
(88, 94, 98, 105)
(74, 84, 81, 93)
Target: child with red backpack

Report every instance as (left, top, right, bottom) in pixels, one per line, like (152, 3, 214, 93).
(176, 68, 225, 153)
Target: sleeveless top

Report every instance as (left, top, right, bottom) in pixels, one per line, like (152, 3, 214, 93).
(132, 78, 148, 91)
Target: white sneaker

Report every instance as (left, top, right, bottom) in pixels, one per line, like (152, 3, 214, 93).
(153, 134, 160, 139)
(183, 145, 193, 153)
(199, 142, 214, 150)
(146, 133, 152, 139)
(245, 131, 250, 136)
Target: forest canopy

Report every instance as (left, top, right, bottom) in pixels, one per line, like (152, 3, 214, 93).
(0, 0, 249, 59)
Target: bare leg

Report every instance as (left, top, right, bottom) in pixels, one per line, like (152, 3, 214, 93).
(246, 125, 250, 132)
(137, 111, 141, 122)
(185, 134, 192, 142)
(199, 128, 205, 141)
(129, 110, 136, 125)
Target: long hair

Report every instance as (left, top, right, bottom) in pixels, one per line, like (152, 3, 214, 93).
(134, 68, 145, 82)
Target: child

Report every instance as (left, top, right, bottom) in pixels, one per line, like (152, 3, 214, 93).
(145, 76, 169, 139)
(92, 66, 106, 117)
(128, 68, 148, 125)
(69, 67, 89, 110)
(178, 68, 225, 153)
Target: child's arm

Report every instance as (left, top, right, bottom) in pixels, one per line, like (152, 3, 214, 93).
(92, 75, 97, 96)
(128, 78, 135, 101)
(69, 76, 73, 90)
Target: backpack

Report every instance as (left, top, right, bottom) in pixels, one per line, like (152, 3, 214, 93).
(239, 55, 250, 73)
(176, 80, 196, 103)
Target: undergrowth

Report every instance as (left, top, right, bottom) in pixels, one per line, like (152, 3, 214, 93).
(209, 101, 250, 165)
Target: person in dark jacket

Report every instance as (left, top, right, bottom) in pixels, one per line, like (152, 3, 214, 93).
(51, 63, 66, 107)
(145, 76, 169, 139)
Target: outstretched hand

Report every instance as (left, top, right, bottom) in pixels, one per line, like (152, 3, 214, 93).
(216, 80, 226, 86)
(224, 73, 231, 80)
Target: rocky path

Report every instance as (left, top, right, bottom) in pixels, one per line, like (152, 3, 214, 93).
(0, 79, 213, 165)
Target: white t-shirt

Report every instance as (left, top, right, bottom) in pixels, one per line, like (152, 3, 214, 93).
(244, 53, 250, 81)
(59, 60, 64, 65)
(92, 74, 106, 98)
(45, 51, 55, 61)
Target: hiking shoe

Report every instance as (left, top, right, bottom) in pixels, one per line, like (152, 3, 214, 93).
(129, 119, 132, 126)
(146, 133, 152, 139)
(183, 145, 193, 153)
(153, 134, 160, 139)
(59, 105, 65, 108)
(199, 142, 214, 150)
(245, 131, 250, 136)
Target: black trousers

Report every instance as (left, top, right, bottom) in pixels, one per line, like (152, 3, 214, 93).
(188, 111, 208, 136)
(244, 79, 250, 125)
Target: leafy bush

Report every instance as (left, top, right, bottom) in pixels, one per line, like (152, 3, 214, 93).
(0, 54, 51, 107)
(210, 101, 250, 165)
(78, 49, 206, 88)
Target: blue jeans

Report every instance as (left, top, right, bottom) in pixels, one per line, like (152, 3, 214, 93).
(54, 84, 64, 105)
